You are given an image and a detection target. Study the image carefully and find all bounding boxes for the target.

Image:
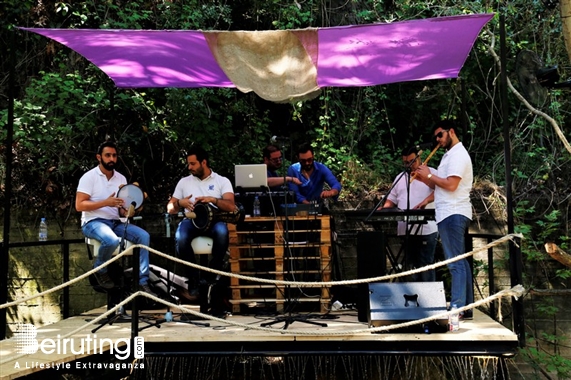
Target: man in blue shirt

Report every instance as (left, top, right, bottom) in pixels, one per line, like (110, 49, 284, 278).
(287, 143, 342, 204)
(263, 144, 302, 191)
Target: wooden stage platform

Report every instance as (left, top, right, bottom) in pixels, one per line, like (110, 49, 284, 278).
(0, 304, 519, 380)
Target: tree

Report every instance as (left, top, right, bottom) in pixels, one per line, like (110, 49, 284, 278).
(562, 0, 571, 63)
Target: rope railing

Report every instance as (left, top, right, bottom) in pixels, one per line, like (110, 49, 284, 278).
(0, 233, 522, 309)
(0, 232, 525, 364)
(127, 284, 525, 335)
(0, 281, 526, 370)
(149, 232, 523, 287)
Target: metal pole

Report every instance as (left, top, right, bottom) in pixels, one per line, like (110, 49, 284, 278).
(500, 11, 525, 347)
(131, 247, 140, 339)
(63, 244, 70, 319)
(1, 28, 16, 340)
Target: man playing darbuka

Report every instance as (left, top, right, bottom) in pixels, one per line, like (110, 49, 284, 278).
(166, 145, 235, 300)
(76, 141, 154, 295)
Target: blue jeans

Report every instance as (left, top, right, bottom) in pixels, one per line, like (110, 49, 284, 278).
(175, 218, 229, 285)
(405, 232, 438, 282)
(438, 214, 473, 308)
(82, 218, 151, 285)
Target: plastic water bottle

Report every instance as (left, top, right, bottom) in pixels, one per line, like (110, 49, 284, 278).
(253, 196, 261, 217)
(449, 304, 460, 331)
(38, 218, 48, 241)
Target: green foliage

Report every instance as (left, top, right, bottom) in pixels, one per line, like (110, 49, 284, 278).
(0, 65, 112, 211)
(520, 343, 571, 379)
(1, 1, 570, 375)
(271, 1, 314, 29)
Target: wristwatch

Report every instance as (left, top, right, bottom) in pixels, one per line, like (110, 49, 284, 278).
(427, 173, 433, 180)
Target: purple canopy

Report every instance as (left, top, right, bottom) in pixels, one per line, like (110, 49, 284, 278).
(21, 13, 492, 102)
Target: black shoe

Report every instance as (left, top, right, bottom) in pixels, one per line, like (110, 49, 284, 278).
(460, 310, 473, 320)
(139, 283, 157, 298)
(94, 272, 115, 289)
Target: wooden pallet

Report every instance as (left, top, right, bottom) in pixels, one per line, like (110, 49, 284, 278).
(228, 215, 332, 313)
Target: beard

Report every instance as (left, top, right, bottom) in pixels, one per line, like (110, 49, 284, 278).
(190, 166, 204, 178)
(442, 137, 453, 150)
(101, 160, 115, 171)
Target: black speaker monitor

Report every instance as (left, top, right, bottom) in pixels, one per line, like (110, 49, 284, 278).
(356, 231, 386, 322)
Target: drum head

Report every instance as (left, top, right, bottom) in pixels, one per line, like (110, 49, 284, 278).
(117, 184, 144, 209)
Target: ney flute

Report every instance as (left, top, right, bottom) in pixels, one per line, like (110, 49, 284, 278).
(410, 145, 439, 183)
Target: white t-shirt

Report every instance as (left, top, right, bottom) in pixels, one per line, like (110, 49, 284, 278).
(387, 168, 438, 236)
(172, 171, 233, 210)
(434, 142, 473, 223)
(77, 166, 126, 225)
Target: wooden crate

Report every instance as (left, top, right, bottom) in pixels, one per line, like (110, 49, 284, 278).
(228, 215, 332, 313)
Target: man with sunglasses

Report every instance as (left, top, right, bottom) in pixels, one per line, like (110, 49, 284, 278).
(379, 145, 438, 282)
(287, 142, 342, 204)
(262, 144, 302, 191)
(415, 120, 474, 319)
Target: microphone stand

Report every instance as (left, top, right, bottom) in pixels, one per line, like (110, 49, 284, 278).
(93, 203, 159, 333)
(367, 150, 422, 220)
(364, 151, 424, 276)
(261, 140, 327, 329)
(151, 213, 209, 329)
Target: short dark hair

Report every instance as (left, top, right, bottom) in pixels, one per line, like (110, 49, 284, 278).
(434, 119, 456, 133)
(97, 141, 117, 155)
(297, 143, 313, 155)
(263, 144, 280, 159)
(187, 144, 209, 165)
(401, 145, 420, 156)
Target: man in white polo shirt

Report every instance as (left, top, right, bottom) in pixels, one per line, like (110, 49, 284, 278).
(167, 145, 235, 301)
(415, 120, 474, 319)
(381, 145, 438, 281)
(76, 141, 154, 295)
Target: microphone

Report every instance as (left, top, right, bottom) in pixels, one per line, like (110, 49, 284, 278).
(127, 201, 136, 218)
(270, 136, 289, 143)
(415, 142, 433, 151)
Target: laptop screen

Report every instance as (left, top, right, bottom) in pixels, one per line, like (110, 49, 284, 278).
(234, 164, 268, 190)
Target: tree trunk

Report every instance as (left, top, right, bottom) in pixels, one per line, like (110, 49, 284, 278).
(545, 242, 571, 268)
(562, 0, 571, 63)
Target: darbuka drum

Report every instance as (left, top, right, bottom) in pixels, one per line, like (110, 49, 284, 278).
(192, 202, 215, 230)
(191, 202, 245, 230)
(117, 184, 144, 209)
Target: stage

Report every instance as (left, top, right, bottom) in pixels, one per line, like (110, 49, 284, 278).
(0, 303, 518, 379)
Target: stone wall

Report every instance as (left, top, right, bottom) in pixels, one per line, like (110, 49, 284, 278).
(2, 205, 181, 335)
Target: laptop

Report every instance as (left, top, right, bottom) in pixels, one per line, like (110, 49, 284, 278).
(234, 164, 268, 190)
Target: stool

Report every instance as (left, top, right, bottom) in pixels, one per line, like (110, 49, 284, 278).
(86, 237, 134, 260)
(191, 236, 213, 255)
(190, 236, 213, 280)
(191, 236, 214, 314)
(85, 237, 137, 313)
